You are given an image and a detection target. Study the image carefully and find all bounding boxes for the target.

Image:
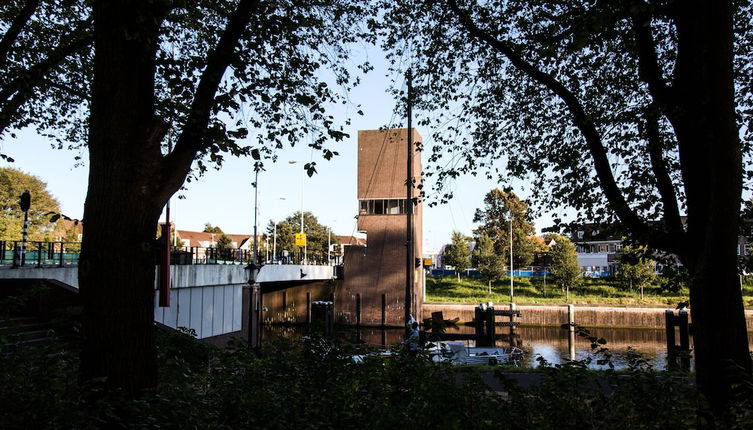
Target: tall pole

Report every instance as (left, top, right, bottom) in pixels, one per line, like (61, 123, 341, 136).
(327, 227, 331, 265)
(253, 168, 259, 265)
(405, 68, 414, 337)
(273, 222, 277, 263)
(509, 213, 514, 302)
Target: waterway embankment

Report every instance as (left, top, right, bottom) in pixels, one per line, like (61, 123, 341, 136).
(422, 302, 753, 330)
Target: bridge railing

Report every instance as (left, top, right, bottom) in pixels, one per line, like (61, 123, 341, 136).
(0, 240, 339, 268)
(0, 240, 81, 267)
(168, 245, 253, 265)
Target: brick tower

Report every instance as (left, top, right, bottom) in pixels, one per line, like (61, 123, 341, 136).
(337, 128, 423, 326)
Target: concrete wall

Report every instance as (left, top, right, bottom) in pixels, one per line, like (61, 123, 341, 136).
(262, 281, 335, 324)
(423, 303, 753, 330)
(154, 265, 247, 339)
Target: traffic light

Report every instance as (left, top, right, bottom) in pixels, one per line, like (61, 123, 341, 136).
(18, 190, 31, 212)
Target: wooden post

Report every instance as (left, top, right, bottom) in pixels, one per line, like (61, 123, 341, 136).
(306, 292, 311, 324)
(665, 309, 677, 369)
(678, 309, 690, 370)
(509, 302, 517, 348)
(312, 301, 334, 335)
(474, 305, 484, 344)
(356, 293, 361, 327)
(381, 294, 386, 327)
(567, 304, 575, 331)
(484, 305, 495, 347)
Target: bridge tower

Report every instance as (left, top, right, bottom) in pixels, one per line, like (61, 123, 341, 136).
(337, 128, 423, 326)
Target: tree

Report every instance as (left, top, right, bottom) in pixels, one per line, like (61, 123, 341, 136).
(473, 189, 537, 268)
(266, 212, 339, 264)
(215, 233, 233, 260)
(443, 231, 471, 280)
(25, 0, 372, 395)
(202, 223, 223, 234)
(473, 233, 505, 293)
(379, 0, 752, 411)
(545, 234, 582, 298)
(0, 1, 92, 151)
(0, 167, 60, 241)
(617, 244, 657, 299)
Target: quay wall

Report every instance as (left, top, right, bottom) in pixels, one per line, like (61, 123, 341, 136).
(422, 303, 753, 330)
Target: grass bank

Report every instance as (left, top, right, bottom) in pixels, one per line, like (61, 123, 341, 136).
(426, 275, 753, 307)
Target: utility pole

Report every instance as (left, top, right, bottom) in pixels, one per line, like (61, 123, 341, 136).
(405, 68, 414, 338)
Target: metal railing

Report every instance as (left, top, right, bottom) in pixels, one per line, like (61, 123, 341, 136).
(168, 246, 253, 265)
(0, 240, 81, 267)
(0, 241, 340, 268)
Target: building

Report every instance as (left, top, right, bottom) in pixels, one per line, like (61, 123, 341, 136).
(570, 224, 622, 277)
(337, 129, 424, 326)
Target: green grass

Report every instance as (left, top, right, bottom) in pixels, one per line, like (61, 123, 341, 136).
(426, 275, 750, 307)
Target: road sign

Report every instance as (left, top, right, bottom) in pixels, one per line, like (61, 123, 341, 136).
(295, 233, 307, 247)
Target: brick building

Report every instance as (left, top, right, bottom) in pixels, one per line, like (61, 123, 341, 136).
(336, 129, 424, 326)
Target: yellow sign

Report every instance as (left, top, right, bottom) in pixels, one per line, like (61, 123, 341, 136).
(423, 258, 433, 267)
(295, 233, 307, 247)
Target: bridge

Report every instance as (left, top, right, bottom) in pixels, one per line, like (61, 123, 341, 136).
(0, 241, 337, 341)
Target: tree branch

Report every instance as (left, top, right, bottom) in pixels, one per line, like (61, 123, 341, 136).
(447, 0, 679, 249)
(0, 18, 92, 133)
(644, 104, 683, 234)
(0, 0, 40, 70)
(160, 0, 259, 200)
(630, 0, 675, 109)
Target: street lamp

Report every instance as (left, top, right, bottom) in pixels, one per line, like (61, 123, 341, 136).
(509, 211, 514, 303)
(288, 160, 305, 263)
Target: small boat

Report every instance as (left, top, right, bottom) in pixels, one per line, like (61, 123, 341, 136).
(430, 342, 524, 366)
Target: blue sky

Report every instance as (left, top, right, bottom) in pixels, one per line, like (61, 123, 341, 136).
(0, 47, 556, 252)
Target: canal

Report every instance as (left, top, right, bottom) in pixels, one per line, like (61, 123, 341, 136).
(263, 324, 753, 371)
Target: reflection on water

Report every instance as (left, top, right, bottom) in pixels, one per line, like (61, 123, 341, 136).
(262, 324, 753, 371)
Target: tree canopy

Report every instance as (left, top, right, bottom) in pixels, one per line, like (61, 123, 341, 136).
(544, 233, 581, 292)
(378, 0, 752, 411)
(11, 0, 372, 394)
(443, 230, 471, 278)
(472, 189, 539, 268)
(266, 211, 339, 263)
(473, 233, 505, 291)
(0, 0, 92, 151)
(0, 167, 60, 241)
(202, 223, 223, 234)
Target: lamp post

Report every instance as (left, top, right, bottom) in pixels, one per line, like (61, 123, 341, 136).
(288, 160, 305, 263)
(509, 212, 514, 303)
(18, 190, 31, 267)
(252, 168, 259, 265)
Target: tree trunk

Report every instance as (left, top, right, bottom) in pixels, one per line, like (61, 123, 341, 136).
(671, 1, 751, 414)
(79, 0, 167, 394)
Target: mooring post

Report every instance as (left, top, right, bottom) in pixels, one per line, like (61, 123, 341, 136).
(381, 294, 386, 327)
(311, 301, 334, 335)
(356, 293, 361, 327)
(665, 310, 676, 369)
(567, 304, 575, 331)
(306, 292, 311, 324)
(678, 309, 690, 370)
(509, 302, 518, 347)
(484, 304, 495, 347)
(474, 304, 483, 337)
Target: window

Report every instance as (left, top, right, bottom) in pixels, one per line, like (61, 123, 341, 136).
(577, 231, 584, 239)
(358, 199, 409, 215)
